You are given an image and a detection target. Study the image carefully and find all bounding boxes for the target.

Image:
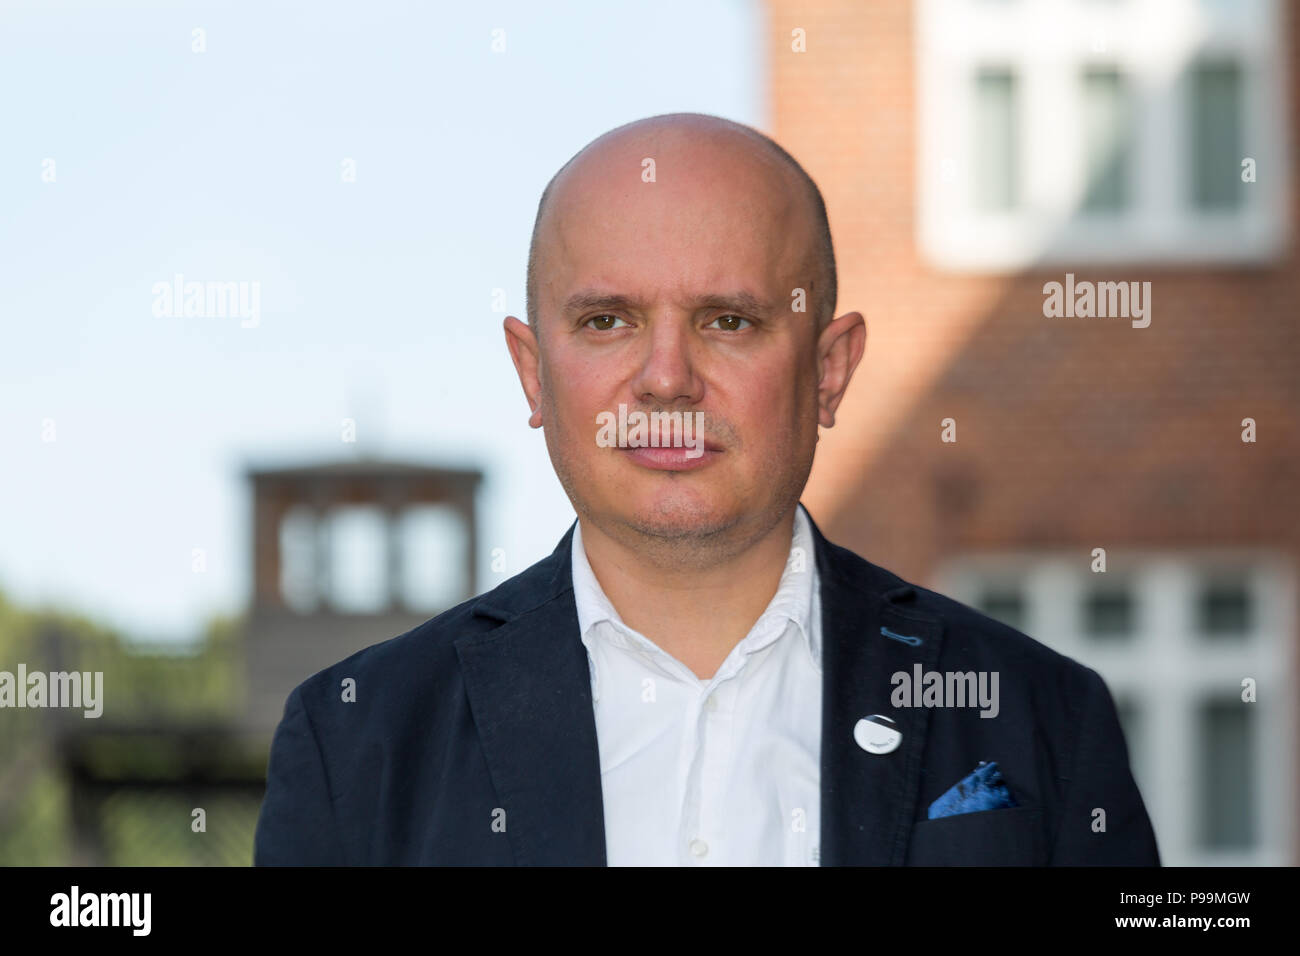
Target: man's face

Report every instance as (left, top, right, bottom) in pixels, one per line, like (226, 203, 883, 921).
(511, 125, 839, 558)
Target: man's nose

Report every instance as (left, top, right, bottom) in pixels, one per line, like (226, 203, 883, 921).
(630, 318, 703, 405)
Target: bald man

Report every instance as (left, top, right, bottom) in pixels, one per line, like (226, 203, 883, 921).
(255, 113, 1159, 867)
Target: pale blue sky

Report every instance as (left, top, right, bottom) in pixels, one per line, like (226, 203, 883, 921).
(0, 0, 764, 642)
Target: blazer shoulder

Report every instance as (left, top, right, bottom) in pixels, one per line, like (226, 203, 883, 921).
(288, 597, 475, 709)
(285, 540, 572, 717)
(840, 543, 1101, 697)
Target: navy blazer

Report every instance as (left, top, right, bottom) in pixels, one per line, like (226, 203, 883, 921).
(254, 508, 1159, 866)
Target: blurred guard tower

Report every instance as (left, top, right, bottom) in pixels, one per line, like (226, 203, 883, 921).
(244, 459, 481, 731)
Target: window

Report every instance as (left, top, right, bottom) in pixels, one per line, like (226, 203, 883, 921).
(976, 585, 1025, 630)
(278, 505, 319, 612)
(974, 68, 1019, 211)
(916, 0, 1288, 268)
(398, 505, 469, 612)
(275, 503, 472, 615)
(1196, 575, 1253, 637)
(1197, 696, 1256, 849)
(327, 505, 388, 614)
(1190, 60, 1244, 210)
(1081, 67, 1132, 212)
(1083, 584, 1134, 638)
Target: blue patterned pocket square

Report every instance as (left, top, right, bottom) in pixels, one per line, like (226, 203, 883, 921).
(928, 761, 1019, 820)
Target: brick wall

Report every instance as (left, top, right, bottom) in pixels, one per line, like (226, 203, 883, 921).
(766, 0, 1299, 578)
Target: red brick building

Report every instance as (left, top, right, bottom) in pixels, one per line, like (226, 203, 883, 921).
(769, 0, 1297, 865)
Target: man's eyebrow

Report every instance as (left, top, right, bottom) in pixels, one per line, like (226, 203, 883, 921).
(561, 289, 777, 317)
(562, 290, 645, 314)
(693, 292, 777, 318)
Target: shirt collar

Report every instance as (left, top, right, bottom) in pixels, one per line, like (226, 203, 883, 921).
(570, 504, 821, 670)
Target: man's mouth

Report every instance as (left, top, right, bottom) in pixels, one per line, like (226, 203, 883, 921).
(619, 443, 722, 471)
(594, 405, 723, 467)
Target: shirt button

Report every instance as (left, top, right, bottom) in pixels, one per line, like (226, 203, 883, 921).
(689, 839, 709, 858)
(704, 694, 718, 712)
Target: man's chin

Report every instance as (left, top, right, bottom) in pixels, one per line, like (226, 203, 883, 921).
(611, 494, 740, 542)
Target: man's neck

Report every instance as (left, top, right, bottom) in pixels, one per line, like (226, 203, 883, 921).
(578, 508, 799, 680)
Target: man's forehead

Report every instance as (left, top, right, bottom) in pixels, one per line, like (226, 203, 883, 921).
(537, 128, 808, 297)
(538, 230, 809, 323)
(544, 249, 799, 319)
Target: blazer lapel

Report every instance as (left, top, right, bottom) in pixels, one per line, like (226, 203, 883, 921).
(810, 512, 946, 866)
(455, 526, 607, 866)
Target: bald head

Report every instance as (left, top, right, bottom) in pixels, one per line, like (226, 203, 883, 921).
(524, 112, 837, 331)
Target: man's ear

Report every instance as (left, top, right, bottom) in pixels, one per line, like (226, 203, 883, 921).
(816, 311, 867, 428)
(503, 315, 544, 429)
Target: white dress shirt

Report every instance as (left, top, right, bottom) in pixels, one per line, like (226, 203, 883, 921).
(571, 505, 823, 866)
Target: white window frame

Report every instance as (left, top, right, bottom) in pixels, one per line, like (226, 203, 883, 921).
(916, 0, 1291, 270)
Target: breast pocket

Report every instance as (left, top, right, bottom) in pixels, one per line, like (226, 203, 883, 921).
(905, 806, 1048, 866)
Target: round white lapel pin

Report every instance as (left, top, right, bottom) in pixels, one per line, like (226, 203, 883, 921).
(854, 715, 902, 755)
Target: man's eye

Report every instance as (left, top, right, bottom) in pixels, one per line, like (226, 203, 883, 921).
(708, 315, 752, 332)
(585, 314, 628, 331)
